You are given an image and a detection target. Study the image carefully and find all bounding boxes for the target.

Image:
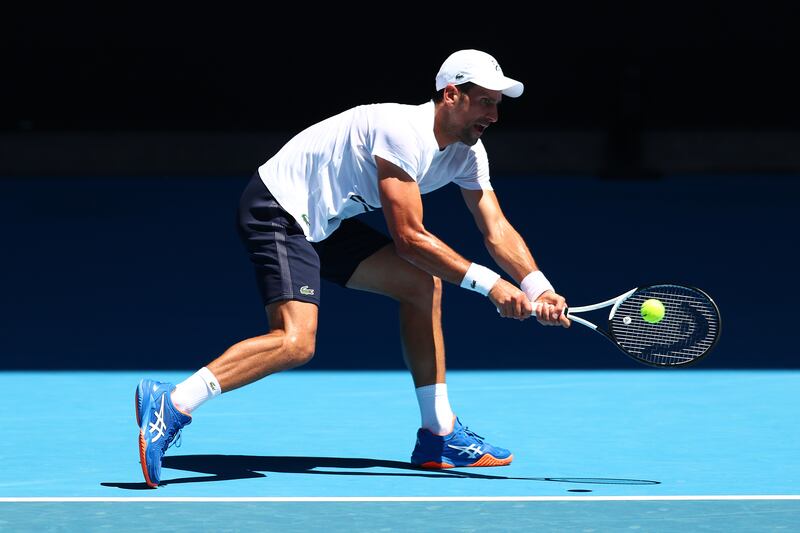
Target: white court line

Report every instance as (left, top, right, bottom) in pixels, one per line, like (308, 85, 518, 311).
(1, 496, 799, 503)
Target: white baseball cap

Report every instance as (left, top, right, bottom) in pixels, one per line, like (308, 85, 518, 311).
(435, 49, 524, 98)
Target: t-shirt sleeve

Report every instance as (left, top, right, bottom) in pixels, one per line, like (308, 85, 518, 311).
(453, 141, 493, 191)
(370, 108, 423, 181)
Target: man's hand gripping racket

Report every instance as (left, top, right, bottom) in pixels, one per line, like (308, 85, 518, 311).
(533, 284, 722, 368)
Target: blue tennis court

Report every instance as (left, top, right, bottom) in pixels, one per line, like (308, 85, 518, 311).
(2, 174, 797, 531)
(1, 369, 798, 530)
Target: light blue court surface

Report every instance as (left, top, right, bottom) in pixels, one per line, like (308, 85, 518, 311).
(1, 370, 798, 531)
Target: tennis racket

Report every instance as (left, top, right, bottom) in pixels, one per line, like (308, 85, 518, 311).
(536, 283, 721, 368)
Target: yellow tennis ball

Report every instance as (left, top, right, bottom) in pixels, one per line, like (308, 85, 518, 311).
(641, 298, 665, 324)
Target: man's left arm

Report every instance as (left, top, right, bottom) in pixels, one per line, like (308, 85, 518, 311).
(461, 188, 570, 326)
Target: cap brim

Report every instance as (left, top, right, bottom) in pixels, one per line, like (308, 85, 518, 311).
(473, 75, 524, 98)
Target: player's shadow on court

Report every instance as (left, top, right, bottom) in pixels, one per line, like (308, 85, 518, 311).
(101, 454, 660, 490)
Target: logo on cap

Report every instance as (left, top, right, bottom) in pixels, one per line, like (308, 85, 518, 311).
(435, 49, 523, 97)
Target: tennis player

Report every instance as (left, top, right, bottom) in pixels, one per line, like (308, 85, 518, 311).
(135, 49, 570, 487)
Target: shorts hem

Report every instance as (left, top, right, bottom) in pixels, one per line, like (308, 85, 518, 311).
(263, 294, 320, 307)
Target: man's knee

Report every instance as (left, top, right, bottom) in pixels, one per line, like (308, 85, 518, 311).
(266, 300, 318, 368)
(400, 270, 442, 306)
(283, 332, 316, 367)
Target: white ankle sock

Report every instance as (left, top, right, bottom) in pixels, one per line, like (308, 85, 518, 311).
(171, 367, 221, 414)
(415, 383, 455, 435)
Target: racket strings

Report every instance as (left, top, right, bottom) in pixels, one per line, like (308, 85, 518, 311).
(610, 286, 720, 366)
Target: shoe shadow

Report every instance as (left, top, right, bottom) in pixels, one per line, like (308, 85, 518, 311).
(101, 454, 660, 490)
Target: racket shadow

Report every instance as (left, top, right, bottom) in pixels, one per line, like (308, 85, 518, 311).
(101, 454, 660, 490)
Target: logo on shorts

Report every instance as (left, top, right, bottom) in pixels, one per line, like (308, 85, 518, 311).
(300, 285, 315, 296)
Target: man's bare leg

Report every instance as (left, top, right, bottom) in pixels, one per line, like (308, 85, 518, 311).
(207, 299, 319, 393)
(346, 243, 445, 388)
(344, 242, 512, 467)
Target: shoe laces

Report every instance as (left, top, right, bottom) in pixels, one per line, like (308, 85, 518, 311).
(170, 430, 183, 450)
(158, 424, 183, 452)
(461, 426, 485, 442)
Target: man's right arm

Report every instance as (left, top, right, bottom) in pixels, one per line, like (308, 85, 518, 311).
(376, 156, 532, 319)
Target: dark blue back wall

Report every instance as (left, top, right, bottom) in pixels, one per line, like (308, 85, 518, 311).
(2, 174, 796, 370)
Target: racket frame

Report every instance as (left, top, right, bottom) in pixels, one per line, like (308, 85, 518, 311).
(564, 287, 637, 333)
(549, 284, 720, 368)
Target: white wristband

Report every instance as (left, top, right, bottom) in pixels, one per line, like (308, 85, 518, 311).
(460, 263, 501, 296)
(520, 270, 554, 302)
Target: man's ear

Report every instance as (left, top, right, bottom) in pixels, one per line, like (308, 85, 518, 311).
(443, 84, 461, 105)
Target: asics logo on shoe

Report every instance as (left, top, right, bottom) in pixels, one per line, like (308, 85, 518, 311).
(447, 443, 484, 459)
(148, 394, 167, 444)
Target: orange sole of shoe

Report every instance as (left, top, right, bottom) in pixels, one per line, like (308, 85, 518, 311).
(138, 432, 158, 488)
(417, 454, 513, 469)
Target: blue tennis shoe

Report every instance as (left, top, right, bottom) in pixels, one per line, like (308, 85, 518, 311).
(411, 418, 513, 468)
(135, 379, 192, 488)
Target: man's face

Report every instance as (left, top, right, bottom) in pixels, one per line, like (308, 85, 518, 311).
(451, 85, 502, 146)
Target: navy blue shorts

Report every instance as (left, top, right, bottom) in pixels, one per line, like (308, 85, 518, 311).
(237, 173, 392, 307)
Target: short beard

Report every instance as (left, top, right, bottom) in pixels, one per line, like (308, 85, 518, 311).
(458, 126, 480, 146)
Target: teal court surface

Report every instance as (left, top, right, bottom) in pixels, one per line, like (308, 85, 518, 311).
(1, 370, 798, 531)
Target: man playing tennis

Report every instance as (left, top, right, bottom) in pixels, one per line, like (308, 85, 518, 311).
(135, 49, 570, 487)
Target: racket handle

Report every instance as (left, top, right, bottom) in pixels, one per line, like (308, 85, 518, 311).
(531, 302, 569, 318)
(497, 302, 569, 318)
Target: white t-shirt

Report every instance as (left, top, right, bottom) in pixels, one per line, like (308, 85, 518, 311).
(258, 100, 493, 242)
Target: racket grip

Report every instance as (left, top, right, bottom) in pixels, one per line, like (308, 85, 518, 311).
(531, 302, 569, 318)
(495, 303, 543, 315)
(496, 302, 569, 318)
